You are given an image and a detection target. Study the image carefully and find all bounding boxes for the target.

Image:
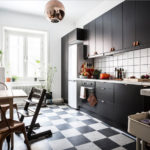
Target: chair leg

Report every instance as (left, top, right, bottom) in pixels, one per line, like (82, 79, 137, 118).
(22, 126, 31, 150)
(0, 133, 9, 150)
(6, 135, 11, 150)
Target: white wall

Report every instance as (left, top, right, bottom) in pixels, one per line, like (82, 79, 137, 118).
(0, 9, 75, 99)
(76, 0, 125, 28)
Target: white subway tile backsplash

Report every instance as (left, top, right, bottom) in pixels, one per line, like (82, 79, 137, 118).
(148, 57, 150, 64)
(128, 66, 134, 73)
(141, 48, 148, 57)
(109, 61, 114, 67)
(147, 66, 150, 74)
(114, 56, 117, 61)
(134, 66, 140, 73)
(118, 60, 123, 67)
(128, 51, 133, 59)
(110, 67, 114, 73)
(134, 50, 140, 58)
(94, 48, 150, 78)
(118, 54, 122, 60)
(141, 65, 148, 73)
(123, 59, 127, 66)
(114, 60, 117, 67)
(127, 59, 134, 66)
(134, 73, 141, 78)
(148, 48, 150, 56)
(109, 56, 114, 61)
(106, 61, 109, 67)
(141, 57, 147, 65)
(102, 62, 106, 67)
(134, 57, 140, 65)
(123, 52, 128, 59)
(106, 68, 110, 72)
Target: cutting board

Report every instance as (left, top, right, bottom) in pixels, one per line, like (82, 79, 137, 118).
(124, 78, 150, 82)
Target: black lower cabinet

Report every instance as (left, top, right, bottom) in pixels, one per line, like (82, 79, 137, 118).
(97, 100, 114, 121)
(78, 81, 147, 132)
(96, 82, 114, 121)
(114, 84, 144, 129)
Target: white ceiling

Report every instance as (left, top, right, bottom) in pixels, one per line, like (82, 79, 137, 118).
(0, 0, 104, 24)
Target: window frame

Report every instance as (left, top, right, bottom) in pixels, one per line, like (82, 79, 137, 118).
(3, 27, 47, 81)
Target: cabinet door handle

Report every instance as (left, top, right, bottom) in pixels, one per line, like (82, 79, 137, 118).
(136, 41, 139, 46)
(100, 88, 105, 90)
(101, 100, 104, 103)
(132, 41, 136, 47)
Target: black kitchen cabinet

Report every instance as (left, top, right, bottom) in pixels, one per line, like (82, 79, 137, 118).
(83, 24, 89, 57)
(88, 20, 96, 56)
(112, 4, 123, 51)
(83, 20, 96, 57)
(96, 82, 114, 103)
(96, 82, 114, 121)
(95, 16, 103, 55)
(68, 28, 85, 44)
(61, 35, 68, 103)
(103, 10, 112, 53)
(135, 1, 150, 48)
(123, 1, 135, 50)
(114, 84, 144, 129)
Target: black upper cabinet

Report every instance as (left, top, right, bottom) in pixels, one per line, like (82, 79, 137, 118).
(123, 1, 135, 50)
(68, 28, 85, 44)
(89, 20, 96, 56)
(112, 4, 123, 51)
(135, 1, 150, 48)
(83, 20, 96, 57)
(103, 10, 112, 53)
(95, 16, 103, 55)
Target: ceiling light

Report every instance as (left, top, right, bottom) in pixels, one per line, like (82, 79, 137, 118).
(45, 0, 65, 23)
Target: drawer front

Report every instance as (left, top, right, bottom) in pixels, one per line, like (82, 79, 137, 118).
(97, 99, 114, 121)
(96, 83, 114, 103)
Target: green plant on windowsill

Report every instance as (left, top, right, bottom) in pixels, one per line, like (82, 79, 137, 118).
(46, 65, 57, 104)
(12, 76, 18, 82)
(34, 60, 40, 81)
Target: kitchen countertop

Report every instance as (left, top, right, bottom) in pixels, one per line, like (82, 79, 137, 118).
(76, 78, 150, 86)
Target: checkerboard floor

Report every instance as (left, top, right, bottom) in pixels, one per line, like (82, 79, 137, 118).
(3, 105, 136, 150)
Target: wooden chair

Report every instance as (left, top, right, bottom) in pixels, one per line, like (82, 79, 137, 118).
(19, 87, 52, 141)
(0, 105, 31, 150)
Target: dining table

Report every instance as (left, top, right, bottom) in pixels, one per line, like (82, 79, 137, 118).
(0, 89, 27, 149)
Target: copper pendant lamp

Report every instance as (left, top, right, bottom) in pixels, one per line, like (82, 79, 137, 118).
(45, 0, 65, 23)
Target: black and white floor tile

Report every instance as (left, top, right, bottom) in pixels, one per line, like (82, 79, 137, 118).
(3, 105, 136, 150)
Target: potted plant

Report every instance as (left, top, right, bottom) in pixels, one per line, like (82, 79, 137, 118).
(12, 76, 18, 82)
(34, 60, 40, 81)
(6, 64, 11, 82)
(46, 65, 57, 104)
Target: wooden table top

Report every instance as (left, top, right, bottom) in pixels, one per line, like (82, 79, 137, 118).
(0, 89, 27, 99)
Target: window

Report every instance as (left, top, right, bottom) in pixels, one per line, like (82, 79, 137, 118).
(3, 27, 47, 80)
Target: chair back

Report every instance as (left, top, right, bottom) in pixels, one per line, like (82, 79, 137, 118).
(29, 87, 45, 100)
(0, 82, 8, 90)
(0, 106, 11, 130)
